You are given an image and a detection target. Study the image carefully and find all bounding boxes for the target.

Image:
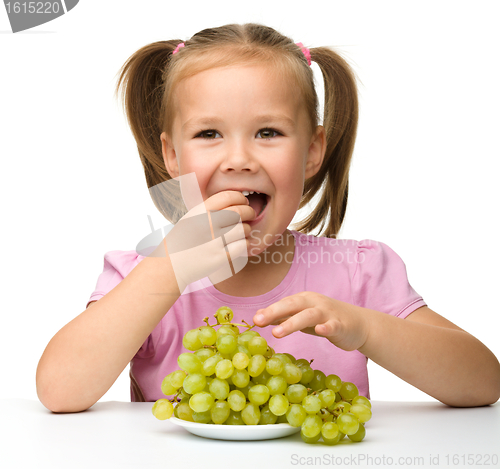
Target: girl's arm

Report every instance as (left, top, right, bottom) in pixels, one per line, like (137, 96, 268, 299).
(36, 254, 180, 413)
(358, 305, 500, 407)
(253, 294, 500, 407)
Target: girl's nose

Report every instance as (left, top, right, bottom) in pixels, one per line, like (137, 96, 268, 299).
(219, 140, 259, 173)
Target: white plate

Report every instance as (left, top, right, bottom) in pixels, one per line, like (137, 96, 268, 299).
(169, 416, 301, 441)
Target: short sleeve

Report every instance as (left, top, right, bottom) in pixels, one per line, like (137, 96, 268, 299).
(352, 240, 426, 318)
(86, 250, 159, 359)
(86, 250, 144, 308)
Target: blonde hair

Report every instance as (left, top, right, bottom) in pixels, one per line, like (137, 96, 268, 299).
(115, 23, 358, 238)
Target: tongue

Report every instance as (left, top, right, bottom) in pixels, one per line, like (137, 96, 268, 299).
(247, 193, 266, 216)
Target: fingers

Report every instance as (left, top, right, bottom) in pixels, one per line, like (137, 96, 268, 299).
(253, 294, 319, 338)
(205, 191, 256, 222)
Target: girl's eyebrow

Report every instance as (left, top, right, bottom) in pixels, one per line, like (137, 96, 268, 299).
(182, 114, 296, 131)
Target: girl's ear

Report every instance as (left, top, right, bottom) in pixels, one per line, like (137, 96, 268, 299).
(304, 125, 327, 179)
(161, 132, 179, 178)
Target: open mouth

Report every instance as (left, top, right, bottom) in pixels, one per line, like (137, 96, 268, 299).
(242, 191, 269, 217)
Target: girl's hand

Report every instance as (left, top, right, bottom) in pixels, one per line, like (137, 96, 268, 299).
(253, 292, 370, 352)
(153, 190, 256, 293)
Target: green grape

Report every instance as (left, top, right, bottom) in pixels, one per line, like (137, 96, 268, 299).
(211, 400, 231, 424)
(253, 369, 271, 385)
(177, 352, 203, 374)
(209, 378, 230, 400)
(152, 399, 174, 420)
(198, 325, 217, 345)
(321, 421, 339, 440)
(232, 352, 250, 370)
(237, 330, 259, 347)
(309, 370, 326, 391)
(320, 408, 334, 422)
(215, 306, 233, 324)
(285, 384, 308, 404)
(215, 359, 234, 379)
(295, 358, 311, 367)
(192, 409, 212, 423)
(325, 374, 342, 393)
(182, 373, 207, 395)
(301, 414, 322, 438)
(182, 328, 203, 351)
(259, 404, 279, 424)
(329, 400, 351, 416)
(189, 392, 214, 413)
(302, 394, 322, 414)
(350, 404, 372, 423)
(168, 370, 186, 389)
(227, 390, 246, 411)
(352, 395, 372, 409)
(276, 414, 288, 423)
(238, 383, 253, 398)
(337, 413, 359, 435)
(273, 353, 292, 364)
(319, 389, 336, 408)
(298, 365, 314, 385)
(263, 346, 275, 359)
(322, 432, 345, 446)
(241, 403, 261, 425)
(202, 354, 223, 376)
(266, 376, 287, 395)
(231, 369, 250, 388)
(216, 325, 237, 339)
(266, 357, 284, 375)
(286, 403, 307, 427)
(178, 388, 190, 400)
(225, 409, 244, 425)
(176, 402, 194, 421)
(339, 381, 359, 401)
(281, 363, 302, 384)
(161, 376, 178, 396)
(301, 432, 321, 444)
(234, 344, 251, 359)
(347, 423, 366, 442)
(248, 384, 270, 406)
(216, 335, 238, 355)
(248, 336, 268, 356)
(195, 347, 215, 362)
(269, 394, 289, 416)
(248, 354, 266, 377)
(283, 352, 296, 363)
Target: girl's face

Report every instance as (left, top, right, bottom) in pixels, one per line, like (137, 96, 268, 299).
(161, 64, 325, 256)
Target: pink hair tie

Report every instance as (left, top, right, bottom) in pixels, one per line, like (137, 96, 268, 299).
(172, 42, 185, 55)
(295, 42, 312, 66)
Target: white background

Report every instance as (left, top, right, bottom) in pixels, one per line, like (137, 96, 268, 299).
(1, 1, 499, 405)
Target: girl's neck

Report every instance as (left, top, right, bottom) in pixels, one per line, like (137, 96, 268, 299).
(212, 229, 295, 297)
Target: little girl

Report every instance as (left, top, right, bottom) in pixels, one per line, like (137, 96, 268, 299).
(36, 23, 500, 412)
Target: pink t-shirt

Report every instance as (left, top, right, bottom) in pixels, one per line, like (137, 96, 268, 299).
(87, 230, 426, 402)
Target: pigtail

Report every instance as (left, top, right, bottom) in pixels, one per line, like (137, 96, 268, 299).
(115, 40, 182, 189)
(294, 47, 359, 238)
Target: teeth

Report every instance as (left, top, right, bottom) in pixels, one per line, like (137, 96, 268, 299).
(242, 190, 250, 196)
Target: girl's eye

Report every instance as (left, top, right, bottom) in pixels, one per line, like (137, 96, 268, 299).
(257, 128, 280, 139)
(196, 130, 221, 139)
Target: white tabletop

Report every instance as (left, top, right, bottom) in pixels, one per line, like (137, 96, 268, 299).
(2, 399, 499, 469)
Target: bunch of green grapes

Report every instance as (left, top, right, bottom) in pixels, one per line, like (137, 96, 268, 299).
(152, 307, 372, 445)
